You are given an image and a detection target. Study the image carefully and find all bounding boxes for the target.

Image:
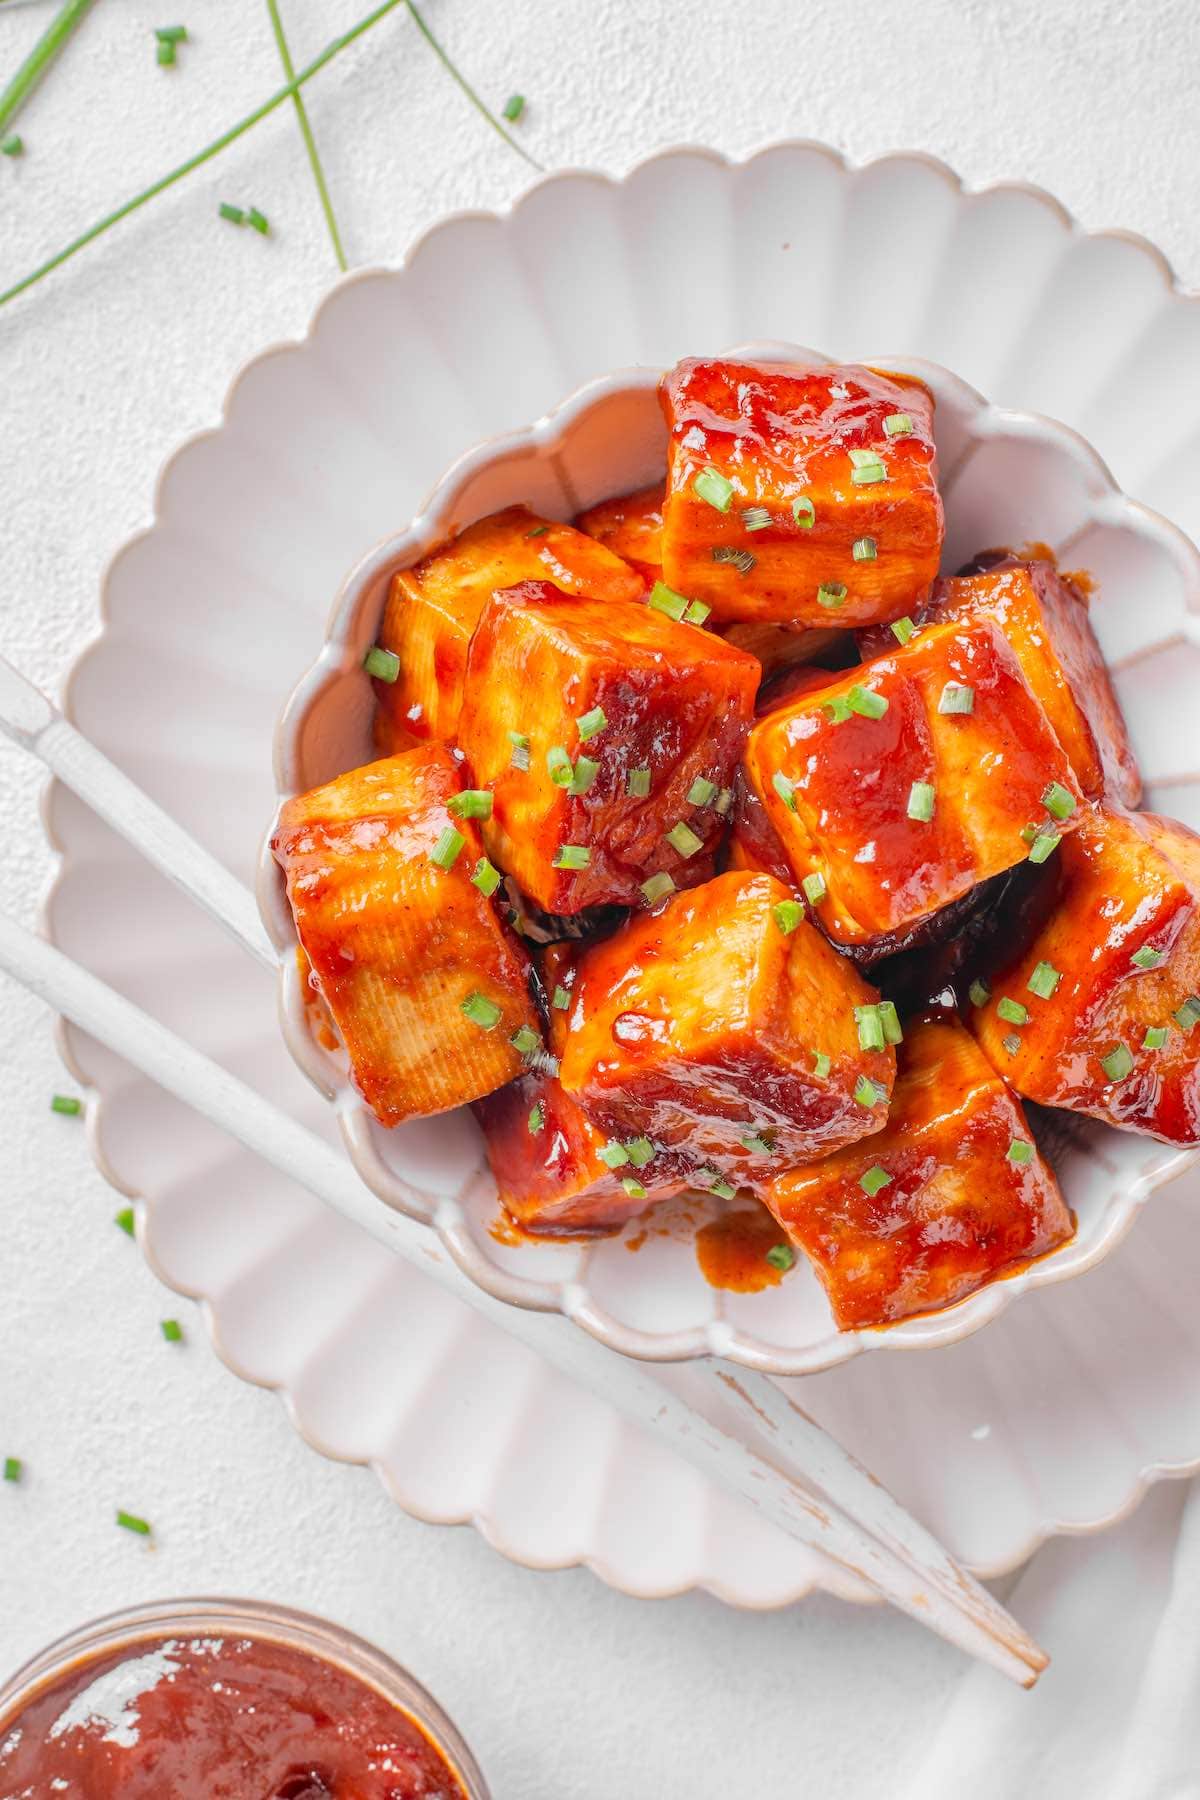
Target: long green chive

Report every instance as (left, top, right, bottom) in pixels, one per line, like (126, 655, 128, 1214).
(1, 134, 23, 157)
(528, 1101, 544, 1134)
(694, 466, 734, 512)
(116, 1510, 152, 1537)
(938, 682, 975, 715)
(997, 997, 1029, 1026)
(510, 1025, 541, 1057)
(1175, 996, 1200, 1030)
(852, 537, 878, 562)
(890, 616, 915, 645)
(598, 1140, 631, 1169)
(546, 745, 573, 787)
(792, 495, 815, 529)
(246, 207, 270, 235)
(766, 1243, 796, 1272)
(856, 1005, 885, 1052)
(860, 1165, 891, 1197)
(551, 984, 571, 1011)
(626, 768, 652, 798)
(741, 505, 772, 532)
(640, 872, 675, 905)
(1007, 1139, 1034, 1165)
(50, 1094, 82, 1116)
(823, 694, 854, 724)
(553, 845, 590, 870)
(968, 978, 990, 1007)
(741, 1131, 775, 1156)
(626, 1138, 656, 1168)
(687, 776, 718, 807)
(448, 789, 492, 820)
(1041, 781, 1076, 821)
(853, 1076, 882, 1108)
(160, 1318, 183, 1343)
(461, 991, 502, 1030)
(647, 581, 690, 621)
(1101, 1043, 1134, 1082)
(1028, 830, 1061, 865)
(802, 872, 827, 906)
(683, 599, 711, 625)
(1131, 946, 1166, 970)
(817, 581, 847, 610)
(263, 0, 354, 260)
(712, 545, 755, 575)
(714, 787, 734, 816)
(508, 730, 531, 771)
(568, 756, 600, 796)
(878, 1000, 904, 1046)
(907, 780, 935, 822)
(0, 0, 95, 139)
(471, 857, 501, 897)
(1144, 1025, 1169, 1050)
(502, 92, 525, 121)
(363, 644, 399, 682)
(884, 412, 914, 437)
(115, 1207, 135, 1237)
(773, 900, 803, 936)
(772, 771, 797, 811)
(1002, 1033, 1022, 1055)
(577, 706, 607, 741)
(3, 1458, 21, 1483)
(847, 685, 889, 720)
(1028, 961, 1061, 999)
(429, 826, 465, 870)
(621, 1175, 648, 1199)
(219, 201, 246, 223)
(666, 821, 704, 858)
(811, 1050, 831, 1078)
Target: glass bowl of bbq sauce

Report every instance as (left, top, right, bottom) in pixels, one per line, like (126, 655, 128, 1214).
(0, 1597, 489, 1800)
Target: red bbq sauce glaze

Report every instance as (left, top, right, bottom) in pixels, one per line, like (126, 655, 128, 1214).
(695, 1203, 790, 1293)
(0, 1633, 467, 1800)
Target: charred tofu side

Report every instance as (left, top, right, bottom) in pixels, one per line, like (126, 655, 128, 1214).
(720, 621, 849, 680)
(575, 483, 664, 586)
(459, 580, 760, 913)
(763, 1015, 1072, 1330)
(859, 559, 1140, 805)
(272, 746, 539, 1126)
(658, 358, 943, 627)
(372, 505, 644, 747)
(557, 870, 894, 1176)
(969, 807, 1200, 1143)
(743, 618, 1085, 949)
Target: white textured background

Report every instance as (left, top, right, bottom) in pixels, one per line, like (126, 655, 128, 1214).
(3, 2, 1200, 1795)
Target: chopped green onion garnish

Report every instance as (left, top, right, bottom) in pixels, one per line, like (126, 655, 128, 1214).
(714, 787, 734, 816)
(1028, 830, 1061, 865)
(847, 685, 889, 720)
(1006, 1139, 1034, 1166)
(811, 1051, 831, 1078)
(890, 616, 915, 645)
(938, 682, 975, 715)
(503, 93, 525, 121)
(855, 1005, 885, 1052)
(741, 505, 772, 532)
(1028, 961, 1061, 999)
(621, 1176, 648, 1199)
(1101, 1043, 1134, 1083)
(693, 466, 734, 512)
(766, 1243, 796, 1272)
(1175, 996, 1200, 1030)
(1143, 1025, 1169, 1050)
(448, 789, 492, 820)
(1020, 823, 1040, 846)
(626, 1138, 655, 1169)
(429, 826, 465, 870)
(116, 1510, 152, 1537)
(997, 997, 1029, 1025)
(528, 1101, 544, 1134)
(647, 581, 690, 620)
(852, 536, 878, 562)
(817, 581, 847, 610)
(968, 979, 990, 1007)
(115, 1208, 135, 1237)
(907, 780, 935, 822)
(1131, 946, 1166, 970)
(823, 694, 853, 724)
(1, 134, 24, 157)
(363, 645, 399, 683)
(1002, 1033, 1022, 1056)
(550, 987, 571, 1015)
(160, 1319, 183, 1343)
(50, 1094, 82, 1116)
(511, 1025, 541, 1058)
(641, 872, 676, 905)
(598, 1140, 631, 1169)
(219, 201, 245, 224)
(157, 38, 177, 64)
(710, 1179, 736, 1201)
(850, 461, 886, 485)
(553, 845, 591, 870)
(877, 1000, 903, 1046)
(883, 412, 914, 437)
(666, 821, 704, 858)
(687, 776, 718, 807)
(626, 767, 652, 798)
(772, 771, 797, 811)
(1041, 781, 1076, 821)
(683, 599, 711, 625)
(792, 496, 816, 530)
(461, 992, 502, 1030)
(773, 900, 803, 936)
(741, 1131, 775, 1156)
(3, 1457, 21, 1483)
(525, 523, 550, 537)
(848, 447, 880, 467)
(546, 745, 573, 786)
(853, 1076, 883, 1108)
(246, 207, 270, 236)
(569, 756, 600, 796)
(156, 25, 189, 42)
(508, 731, 531, 771)
(860, 1165, 891, 1197)
(712, 546, 756, 575)
(577, 706, 607, 742)
(471, 857, 501, 897)
(802, 872, 827, 906)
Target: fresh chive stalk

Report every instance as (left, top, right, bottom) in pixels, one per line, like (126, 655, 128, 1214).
(693, 466, 734, 512)
(471, 857, 501, 897)
(772, 900, 803, 935)
(640, 872, 675, 905)
(626, 768, 651, 798)
(860, 1165, 891, 1196)
(802, 872, 826, 906)
(448, 789, 492, 820)
(766, 1243, 795, 1272)
(1028, 961, 1060, 999)
(1006, 1139, 1034, 1165)
(461, 991, 502, 1030)
(665, 822, 704, 859)
(907, 780, 935, 822)
(363, 644, 399, 682)
(553, 845, 590, 870)
(847, 684, 888, 720)
(50, 1094, 82, 1116)
(1101, 1043, 1133, 1082)
(890, 616, 915, 645)
(429, 826, 465, 870)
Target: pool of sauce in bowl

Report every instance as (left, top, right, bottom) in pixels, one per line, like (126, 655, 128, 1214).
(694, 1203, 790, 1293)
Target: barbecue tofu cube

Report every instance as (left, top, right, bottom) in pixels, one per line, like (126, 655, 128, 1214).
(969, 807, 1200, 1143)
(763, 1015, 1072, 1329)
(372, 505, 643, 747)
(743, 618, 1085, 950)
(659, 358, 943, 627)
(557, 870, 894, 1173)
(858, 558, 1140, 805)
(272, 746, 539, 1126)
(575, 483, 664, 586)
(719, 621, 848, 678)
(459, 580, 759, 913)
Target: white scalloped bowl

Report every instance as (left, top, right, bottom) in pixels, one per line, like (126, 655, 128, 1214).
(263, 336, 1200, 1375)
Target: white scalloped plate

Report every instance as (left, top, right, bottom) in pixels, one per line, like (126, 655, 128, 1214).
(45, 144, 1200, 1607)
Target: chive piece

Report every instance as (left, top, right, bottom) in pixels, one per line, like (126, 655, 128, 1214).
(156, 38, 176, 66)
(598, 1140, 631, 1169)
(666, 821, 704, 859)
(997, 997, 1029, 1026)
(850, 461, 886, 485)
(160, 1319, 183, 1343)
(1019, 823, 1040, 846)
(116, 1510, 152, 1537)
(3, 1457, 21, 1483)
(766, 1243, 796, 1272)
(772, 771, 797, 811)
(853, 1076, 882, 1108)
(847, 684, 889, 720)
(741, 505, 772, 532)
(647, 581, 690, 621)
(448, 788, 492, 820)
(510, 1025, 541, 1058)
(551, 984, 571, 1011)
(568, 756, 600, 796)
(219, 201, 246, 223)
(1175, 995, 1200, 1030)
(525, 523, 550, 537)
(1028, 830, 1061, 865)
(502, 92, 525, 121)
(938, 682, 975, 715)
(891, 616, 915, 645)
(712, 545, 756, 575)
(626, 1137, 655, 1168)
(694, 466, 734, 512)
(546, 745, 573, 787)
(877, 1000, 903, 1046)
(683, 599, 711, 625)
(1028, 961, 1061, 999)
(1002, 1033, 1022, 1055)
(856, 1005, 885, 1053)
(860, 1165, 892, 1197)
(640, 872, 676, 905)
(907, 780, 935, 822)
(1143, 1025, 1169, 1050)
(884, 412, 914, 437)
(246, 207, 270, 235)
(1041, 781, 1076, 821)
(792, 496, 815, 530)
(461, 991, 502, 1030)
(471, 857, 501, 897)
(714, 787, 734, 816)
(1101, 1043, 1134, 1083)
(852, 536, 878, 562)
(773, 900, 803, 936)
(363, 644, 399, 682)
(1, 134, 23, 157)
(577, 706, 607, 742)
(50, 1094, 82, 1116)
(710, 1179, 737, 1201)
(968, 979, 990, 1007)
(508, 730, 531, 771)
(812, 1051, 831, 1078)
(429, 826, 465, 870)
(1007, 1139, 1034, 1166)
(741, 1131, 775, 1156)
(687, 776, 718, 807)
(115, 1207, 135, 1237)
(817, 581, 847, 610)
(156, 25, 189, 43)
(553, 845, 591, 870)
(823, 694, 853, 724)
(1131, 946, 1166, 970)
(626, 768, 651, 798)
(528, 1101, 544, 1134)
(802, 872, 827, 906)
(848, 447, 881, 467)
(621, 1175, 648, 1199)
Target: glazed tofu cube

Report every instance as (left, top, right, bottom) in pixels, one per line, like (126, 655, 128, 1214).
(719, 620, 848, 678)
(557, 870, 895, 1172)
(459, 580, 759, 913)
(575, 483, 664, 586)
(372, 505, 643, 747)
(659, 358, 943, 626)
(763, 1015, 1072, 1329)
(969, 807, 1200, 1143)
(743, 618, 1085, 950)
(858, 558, 1140, 805)
(272, 746, 539, 1126)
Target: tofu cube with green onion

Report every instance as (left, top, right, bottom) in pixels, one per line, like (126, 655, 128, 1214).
(271, 745, 539, 1126)
(743, 618, 1084, 952)
(459, 580, 759, 912)
(969, 807, 1200, 1143)
(557, 870, 894, 1172)
(658, 357, 943, 626)
(763, 1015, 1071, 1329)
